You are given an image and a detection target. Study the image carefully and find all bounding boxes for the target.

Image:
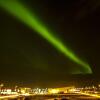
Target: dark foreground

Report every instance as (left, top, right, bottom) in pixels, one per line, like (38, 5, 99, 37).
(1, 93, 100, 100)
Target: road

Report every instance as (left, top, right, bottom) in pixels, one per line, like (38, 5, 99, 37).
(0, 93, 100, 100)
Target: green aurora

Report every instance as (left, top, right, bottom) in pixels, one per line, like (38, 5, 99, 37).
(0, 0, 92, 74)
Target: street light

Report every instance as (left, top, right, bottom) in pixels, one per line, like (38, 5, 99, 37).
(0, 83, 4, 95)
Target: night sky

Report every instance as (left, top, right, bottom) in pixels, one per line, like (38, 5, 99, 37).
(0, 0, 100, 87)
